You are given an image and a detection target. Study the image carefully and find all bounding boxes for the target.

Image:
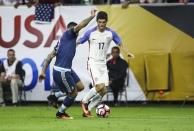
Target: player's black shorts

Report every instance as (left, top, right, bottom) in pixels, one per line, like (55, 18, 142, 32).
(52, 69, 80, 94)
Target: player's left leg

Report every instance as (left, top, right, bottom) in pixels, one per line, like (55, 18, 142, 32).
(56, 89, 77, 120)
(88, 86, 107, 111)
(87, 66, 109, 112)
(71, 69, 84, 92)
(75, 81, 84, 92)
(56, 70, 79, 120)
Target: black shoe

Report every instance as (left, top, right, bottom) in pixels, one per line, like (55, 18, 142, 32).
(56, 111, 73, 120)
(47, 95, 58, 109)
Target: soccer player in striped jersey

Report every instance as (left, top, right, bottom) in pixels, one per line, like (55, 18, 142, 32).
(39, 9, 96, 120)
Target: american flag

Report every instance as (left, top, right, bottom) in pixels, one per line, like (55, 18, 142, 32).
(35, 4, 54, 23)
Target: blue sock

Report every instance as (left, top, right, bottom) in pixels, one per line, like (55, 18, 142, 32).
(58, 96, 75, 113)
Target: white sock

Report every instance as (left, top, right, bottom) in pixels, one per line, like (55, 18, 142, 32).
(88, 93, 102, 111)
(55, 91, 66, 98)
(82, 87, 97, 103)
(59, 104, 67, 113)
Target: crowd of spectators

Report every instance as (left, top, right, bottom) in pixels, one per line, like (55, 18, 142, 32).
(0, 0, 193, 6)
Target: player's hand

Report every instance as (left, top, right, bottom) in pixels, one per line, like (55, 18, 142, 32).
(127, 53, 135, 58)
(91, 9, 97, 17)
(39, 72, 46, 82)
(7, 76, 12, 81)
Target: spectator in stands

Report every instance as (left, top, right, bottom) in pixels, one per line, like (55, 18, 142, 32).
(107, 46, 128, 106)
(60, 0, 84, 5)
(0, 49, 24, 106)
(110, 0, 121, 4)
(121, 0, 163, 8)
(165, 0, 187, 3)
(14, 0, 61, 8)
(14, 0, 35, 8)
(139, 0, 163, 3)
(0, 0, 15, 5)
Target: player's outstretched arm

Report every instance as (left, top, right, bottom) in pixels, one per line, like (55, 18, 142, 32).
(39, 50, 56, 82)
(74, 9, 96, 33)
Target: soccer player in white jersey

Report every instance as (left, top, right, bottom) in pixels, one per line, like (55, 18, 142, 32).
(78, 11, 134, 117)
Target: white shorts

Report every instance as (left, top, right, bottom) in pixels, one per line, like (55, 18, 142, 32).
(88, 61, 109, 87)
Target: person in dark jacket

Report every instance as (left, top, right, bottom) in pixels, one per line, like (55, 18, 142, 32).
(107, 46, 128, 105)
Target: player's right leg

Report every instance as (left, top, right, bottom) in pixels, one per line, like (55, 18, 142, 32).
(81, 63, 98, 116)
(75, 81, 84, 92)
(71, 69, 84, 92)
(56, 71, 78, 120)
(81, 63, 109, 117)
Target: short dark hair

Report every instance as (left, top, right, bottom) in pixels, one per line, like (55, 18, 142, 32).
(112, 46, 120, 53)
(67, 22, 77, 29)
(8, 49, 15, 53)
(96, 11, 108, 21)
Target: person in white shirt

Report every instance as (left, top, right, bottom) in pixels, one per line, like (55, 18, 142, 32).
(78, 11, 134, 117)
(0, 49, 24, 106)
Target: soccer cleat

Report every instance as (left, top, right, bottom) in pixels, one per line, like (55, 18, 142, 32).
(56, 112, 73, 120)
(47, 95, 58, 109)
(80, 101, 89, 114)
(82, 111, 94, 118)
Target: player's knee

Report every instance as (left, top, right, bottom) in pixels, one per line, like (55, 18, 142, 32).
(100, 86, 107, 96)
(69, 89, 78, 97)
(95, 83, 105, 92)
(76, 81, 84, 92)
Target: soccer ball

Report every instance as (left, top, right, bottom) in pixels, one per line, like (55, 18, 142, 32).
(96, 104, 110, 118)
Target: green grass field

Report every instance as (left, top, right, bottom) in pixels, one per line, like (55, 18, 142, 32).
(0, 105, 194, 131)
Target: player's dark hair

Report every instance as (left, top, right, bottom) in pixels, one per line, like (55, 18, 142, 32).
(112, 46, 120, 53)
(8, 49, 15, 53)
(67, 22, 78, 29)
(96, 11, 108, 21)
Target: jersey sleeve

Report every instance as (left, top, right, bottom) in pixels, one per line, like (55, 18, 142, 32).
(111, 30, 121, 45)
(79, 30, 91, 44)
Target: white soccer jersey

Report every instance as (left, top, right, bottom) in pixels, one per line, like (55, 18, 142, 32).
(79, 27, 121, 86)
(79, 27, 121, 63)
